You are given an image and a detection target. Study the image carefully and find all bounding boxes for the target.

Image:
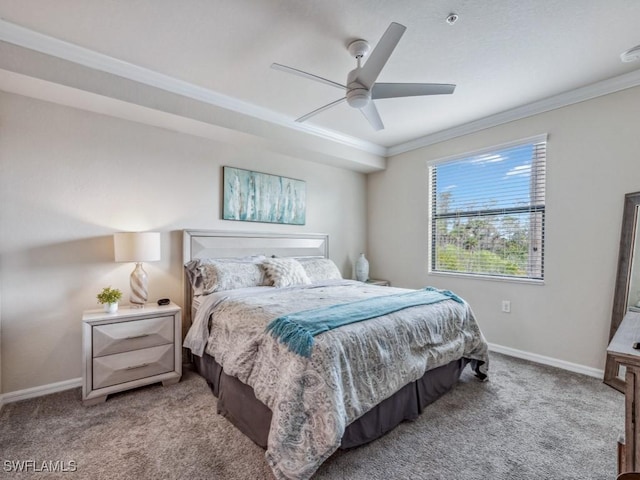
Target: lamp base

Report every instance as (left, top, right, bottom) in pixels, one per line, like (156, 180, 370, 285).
(130, 262, 148, 307)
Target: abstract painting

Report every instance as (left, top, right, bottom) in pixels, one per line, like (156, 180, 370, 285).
(223, 167, 306, 225)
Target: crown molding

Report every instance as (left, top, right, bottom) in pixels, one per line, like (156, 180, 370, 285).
(0, 19, 386, 157)
(388, 68, 640, 157)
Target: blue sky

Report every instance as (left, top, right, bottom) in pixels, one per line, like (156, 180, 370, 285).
(435, 143, 535, 212)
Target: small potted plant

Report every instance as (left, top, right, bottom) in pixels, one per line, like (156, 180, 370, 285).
(96, 286, 123, 313)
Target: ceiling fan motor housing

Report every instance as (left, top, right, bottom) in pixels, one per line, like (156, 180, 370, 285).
(346, 68, 371, 108)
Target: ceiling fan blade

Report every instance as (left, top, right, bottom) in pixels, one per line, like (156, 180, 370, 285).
(271, 63, 347, 90)
(372, 82, 456, 99)
(356, 22, 406, 89)
(360, 101, 384, 131)
(295, 97, 347, 123)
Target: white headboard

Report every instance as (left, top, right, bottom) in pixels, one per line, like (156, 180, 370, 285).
(183, 230, 328, 262)
(182, 230, 329, 328)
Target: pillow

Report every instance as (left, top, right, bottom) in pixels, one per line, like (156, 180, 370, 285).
(297, 258, 342, 283)
(185, 256, 266, 295)
(198, 261, 268, 294)
(261, 258, 311, 288)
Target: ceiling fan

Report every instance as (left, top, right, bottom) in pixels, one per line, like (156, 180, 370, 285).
(271, 22, 456, 131)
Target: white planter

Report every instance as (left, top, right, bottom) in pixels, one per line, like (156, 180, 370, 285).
(103, 302, 118, 313)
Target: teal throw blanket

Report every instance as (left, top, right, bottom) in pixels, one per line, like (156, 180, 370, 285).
(266, 287, 463, 358)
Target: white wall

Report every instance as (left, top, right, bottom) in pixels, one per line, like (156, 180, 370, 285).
(368, 86, 640, 372)
(0, 91, 367, 394)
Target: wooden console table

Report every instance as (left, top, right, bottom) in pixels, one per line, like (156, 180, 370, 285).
(607, 310, 640, 473)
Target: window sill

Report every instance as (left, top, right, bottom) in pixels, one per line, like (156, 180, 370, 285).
(428, 270, 545, 286)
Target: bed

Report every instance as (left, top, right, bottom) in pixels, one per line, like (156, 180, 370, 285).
(182, 230, 489, 480)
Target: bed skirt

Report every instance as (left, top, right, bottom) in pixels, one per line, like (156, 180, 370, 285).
(193, 353, 469, 449)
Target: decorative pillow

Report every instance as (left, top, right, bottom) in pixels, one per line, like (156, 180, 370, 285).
(298, 258, 342, 283)
(185, 256, 266, 295)
(261, 258, 311, 288)
(198, 262, 268, 293)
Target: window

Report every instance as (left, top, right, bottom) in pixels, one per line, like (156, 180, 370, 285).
(429, 135, 546, 281)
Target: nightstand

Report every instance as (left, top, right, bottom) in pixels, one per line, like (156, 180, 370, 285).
(82, 303, 182, 406)
(365, 279, 391, 287)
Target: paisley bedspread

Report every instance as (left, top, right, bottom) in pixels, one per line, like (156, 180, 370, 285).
(184, 280, 489, 480)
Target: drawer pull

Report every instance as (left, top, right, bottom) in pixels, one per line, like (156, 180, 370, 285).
(125, 363, 150, 370)
(125, 333, 151, 340)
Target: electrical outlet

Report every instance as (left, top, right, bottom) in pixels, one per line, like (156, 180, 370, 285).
(501, 300, 511, 313)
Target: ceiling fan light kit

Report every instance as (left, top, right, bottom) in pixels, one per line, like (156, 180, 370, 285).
(346, 88, 370, 109)
(271, 22, 456, 131)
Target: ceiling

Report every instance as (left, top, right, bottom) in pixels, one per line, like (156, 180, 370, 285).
(1, 0, 640, 159)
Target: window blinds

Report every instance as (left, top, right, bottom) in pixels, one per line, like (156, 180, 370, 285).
(430, 136, 546, 280)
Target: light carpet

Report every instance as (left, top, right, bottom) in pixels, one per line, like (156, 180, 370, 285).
(0, 353, 624, 479)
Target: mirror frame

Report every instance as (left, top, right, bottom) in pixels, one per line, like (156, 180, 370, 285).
(604, 191, 640, 392)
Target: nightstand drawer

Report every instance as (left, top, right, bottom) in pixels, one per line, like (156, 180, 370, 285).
(93, 316, 174, 357)
(93, 344, 174, 389)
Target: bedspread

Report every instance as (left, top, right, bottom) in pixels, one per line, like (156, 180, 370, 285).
(184, 281, 489, 480)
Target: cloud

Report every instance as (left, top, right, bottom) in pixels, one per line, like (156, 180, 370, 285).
(505, 164, 531, 177)
(470, 153, 506, 165)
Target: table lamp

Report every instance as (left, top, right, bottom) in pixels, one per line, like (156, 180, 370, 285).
(113, 232, 161, 307)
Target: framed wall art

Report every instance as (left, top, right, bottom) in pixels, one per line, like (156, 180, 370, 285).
(222, 167, 306, 225)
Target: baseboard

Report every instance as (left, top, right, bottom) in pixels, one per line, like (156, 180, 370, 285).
(489, 343, 604, 379)
(1, 377, 82, 405)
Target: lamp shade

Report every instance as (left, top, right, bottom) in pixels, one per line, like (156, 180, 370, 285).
(114, 232, 161, 263)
